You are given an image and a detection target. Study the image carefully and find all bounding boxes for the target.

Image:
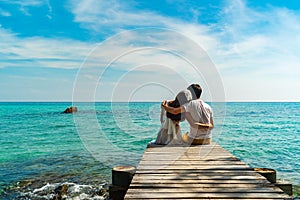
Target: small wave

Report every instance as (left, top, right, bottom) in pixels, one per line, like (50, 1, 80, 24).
(17, 182, 107, 200)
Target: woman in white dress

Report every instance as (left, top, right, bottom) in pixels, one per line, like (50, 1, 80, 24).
(155, 89, 192, 145)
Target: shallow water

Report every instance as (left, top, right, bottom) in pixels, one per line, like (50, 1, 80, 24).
(0, 102, 299, 198)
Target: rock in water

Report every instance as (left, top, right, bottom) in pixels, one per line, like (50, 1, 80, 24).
(63, 106, 78, 113)
(54, 184, 69, 199)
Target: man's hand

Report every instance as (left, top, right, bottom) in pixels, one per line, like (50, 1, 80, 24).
(161, 100, 168, 108)
(197, 125, 211, 130)
(161, 100, 184, 115)
(196, 123, 214, 130)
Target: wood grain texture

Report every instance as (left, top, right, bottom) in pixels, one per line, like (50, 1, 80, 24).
(124, 144, 292, 199)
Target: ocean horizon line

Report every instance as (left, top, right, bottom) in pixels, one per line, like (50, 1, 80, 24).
(0, 100, 299, 103)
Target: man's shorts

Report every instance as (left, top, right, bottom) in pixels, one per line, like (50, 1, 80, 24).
(182, 132, 211, 145)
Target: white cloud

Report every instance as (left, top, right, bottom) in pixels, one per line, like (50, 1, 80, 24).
(1, 0, 46, 7)
(0, 28, 95, 69)
(210, 0, 300, 100)
(69, 0, 166, 30)
(212, 1, 300, 74)
(0, 8, 11, 17)
(1, 0, 52, 16)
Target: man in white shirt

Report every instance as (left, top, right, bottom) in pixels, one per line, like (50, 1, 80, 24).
(162, 84, 214, 145)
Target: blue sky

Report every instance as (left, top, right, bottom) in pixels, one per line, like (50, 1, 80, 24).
(0, 0, 300, 101)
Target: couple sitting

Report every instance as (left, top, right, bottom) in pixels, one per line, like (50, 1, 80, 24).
(155, 84, 214, 145)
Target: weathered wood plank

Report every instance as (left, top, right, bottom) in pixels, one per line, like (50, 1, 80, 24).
(141, 157, 241, 161)
(143, 149, 230, 154)
(143, 145, 231, 153)
(137, 165, 251, 170)
(126, 187, 284, 193)
(132, 174, 265, 180)
(134, 170, 263, 177)
(125, 191, 290, 199)
(142, 152, 235, 156)
(139, 160, 246, 165)
(141, 155, 240, 160)
(129, 183, 276, 188)
(143, 150, 230, 154)
(126, 199, 288, 200)
(143, 145, 234, 154)
(135, 169, 259, 174)
(144, 144, 222, 150)
(130, 178, 270, 184)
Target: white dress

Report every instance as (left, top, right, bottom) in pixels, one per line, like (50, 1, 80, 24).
(155, 116, 183, 145)
(155, 89, 192, 145)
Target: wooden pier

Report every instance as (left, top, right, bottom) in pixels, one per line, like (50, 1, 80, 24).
(124, 143, 292, 199)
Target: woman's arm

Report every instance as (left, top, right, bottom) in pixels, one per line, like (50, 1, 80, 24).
(209, 115, 214, 130)
(160, 105, 166, 124)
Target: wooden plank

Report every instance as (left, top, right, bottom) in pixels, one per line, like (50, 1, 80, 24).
(137, 165, 251, 170)
(135, 169, 259, 174)
(146, 145, 223, 148)
(144, 144, 223, 151)
(139, 160, 246, 165)
(132, 174, 265, 180)
(130, 179, 270, 184)
(126, 199, 288, 200)
(141, 155, 241, 160)
(143, 148, 232, 153)
(143, 152, 235, 156)
(135, 170, 263, 176)
(134, 171, 263, 176)
(140, 158, 242, 162)
(125, 192, 290, 199)
(143, 145, 232, 154)
(126, 187, 284, 193)
(143, 149, 230, 154)
(129, 183, 276, 188)
(143, 149, 231, 154)
(143, 145, 233, 153)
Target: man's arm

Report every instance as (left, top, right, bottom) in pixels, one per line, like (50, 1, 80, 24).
(186, 112, 213, 130)
(161, 100, 185, 115)
(185, 112, 198, 128)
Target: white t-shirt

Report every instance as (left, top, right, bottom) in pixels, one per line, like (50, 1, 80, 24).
(182, 99, 213, 139)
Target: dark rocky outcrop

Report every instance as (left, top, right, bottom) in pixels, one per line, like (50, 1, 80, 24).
(63, 106, 78, 113)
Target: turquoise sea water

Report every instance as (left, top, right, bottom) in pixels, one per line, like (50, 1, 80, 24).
(0, 102, 299, 199)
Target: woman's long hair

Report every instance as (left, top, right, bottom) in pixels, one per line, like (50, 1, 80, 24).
(166, 90, 192, 121)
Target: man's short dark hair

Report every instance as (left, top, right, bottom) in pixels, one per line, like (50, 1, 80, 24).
(187, 84, 202, 99)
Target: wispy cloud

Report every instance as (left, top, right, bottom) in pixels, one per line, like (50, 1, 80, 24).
(0, 8, 11, 16)
(213, 0, 300, 73)
(1, 0, 52, 16)
(1, 0, 44, 6)
(0, 28, 94, 69)
(68, 0, 175, 36)
(0, 26, 85, 100)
